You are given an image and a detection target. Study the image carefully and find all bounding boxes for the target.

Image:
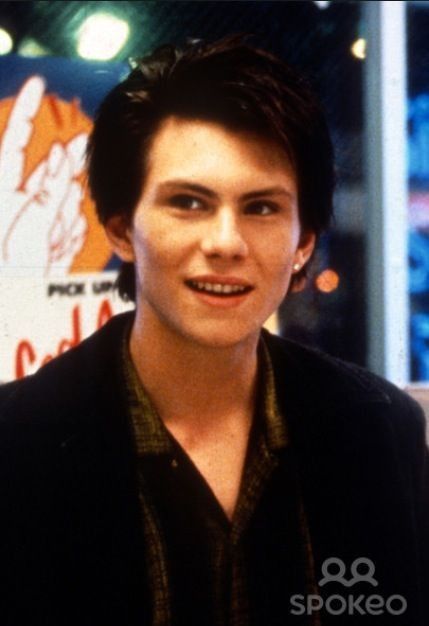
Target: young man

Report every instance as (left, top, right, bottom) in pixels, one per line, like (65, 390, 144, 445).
(0, 37, 428, 626)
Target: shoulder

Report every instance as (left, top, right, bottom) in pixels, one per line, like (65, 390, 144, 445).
(263, 330, 427, 442)
(0, 311, 134, 428)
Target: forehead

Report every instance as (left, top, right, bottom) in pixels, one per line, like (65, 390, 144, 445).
(144, 116, 296, 192)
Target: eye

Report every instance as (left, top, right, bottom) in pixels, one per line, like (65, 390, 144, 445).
(244, 201, 279, 216)
(169, 194, 205, 211)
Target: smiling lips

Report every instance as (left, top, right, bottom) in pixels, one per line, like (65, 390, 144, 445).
(185, 277, 253, 298)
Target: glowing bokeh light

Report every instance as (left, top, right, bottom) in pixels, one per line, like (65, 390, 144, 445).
(18, 38, 49, 57)
(351, 38, 367, 60)
(0, 28, 13, 55)
(313, 1, 331, 9)
(315, 269, 340, 293)
(77, 14, 129, 61)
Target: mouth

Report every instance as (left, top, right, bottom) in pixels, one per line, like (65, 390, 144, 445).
(184, 279, 254, 297)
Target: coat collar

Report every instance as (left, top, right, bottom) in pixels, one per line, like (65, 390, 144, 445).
(89, 312, 392, 420)
(1, 311, 392, 451)
(261, 328, 391, 414)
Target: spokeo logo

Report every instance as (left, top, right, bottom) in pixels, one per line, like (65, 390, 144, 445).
(290, 557, 407, 617)
(0, 75, 112, 276)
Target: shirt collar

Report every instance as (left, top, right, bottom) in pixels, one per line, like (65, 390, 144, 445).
(258, 336, 289, 451)
(121, 327, 174, 455)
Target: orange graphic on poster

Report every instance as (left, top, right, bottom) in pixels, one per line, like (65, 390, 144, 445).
(0, 75, 112, 275)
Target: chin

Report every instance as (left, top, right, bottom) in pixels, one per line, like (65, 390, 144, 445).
(181, 322, 262, 350)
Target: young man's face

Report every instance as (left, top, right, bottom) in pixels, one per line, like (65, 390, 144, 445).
(108, 116, 315, 348)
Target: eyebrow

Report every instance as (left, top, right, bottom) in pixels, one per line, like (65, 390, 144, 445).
(241, 187, 294, 201)
(158, 181, 218, 199)
(157, 180, 294, 201)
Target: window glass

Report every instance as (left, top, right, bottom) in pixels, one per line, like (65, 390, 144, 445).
(408, 3, 429, 381)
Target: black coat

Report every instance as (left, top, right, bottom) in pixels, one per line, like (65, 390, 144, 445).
(0, 311, 428, 626)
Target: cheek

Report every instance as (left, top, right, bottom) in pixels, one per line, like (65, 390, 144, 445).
(130, 238, 163, 290)
(260, 237, 297, 275)
(259, 242, 297, 300)
(131, 223, 192, 286)
(132, 219, 169, 263)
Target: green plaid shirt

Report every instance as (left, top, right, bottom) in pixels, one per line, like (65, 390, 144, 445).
(122, 330, 320, 626)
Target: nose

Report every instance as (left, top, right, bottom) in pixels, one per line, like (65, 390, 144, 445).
(200, 207, 249, 259)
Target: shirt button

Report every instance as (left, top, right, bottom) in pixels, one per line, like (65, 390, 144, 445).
(171, 459, 179, 469)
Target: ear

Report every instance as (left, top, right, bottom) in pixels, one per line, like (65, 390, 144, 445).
(104, 215, 135, 263)
(293, 230, 316, 272)
(289, 231, 316, 293)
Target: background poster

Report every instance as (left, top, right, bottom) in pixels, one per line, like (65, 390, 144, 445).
(0, 55, 133, 381)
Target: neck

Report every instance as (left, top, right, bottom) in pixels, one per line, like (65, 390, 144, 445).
(129, 308, 260, 430)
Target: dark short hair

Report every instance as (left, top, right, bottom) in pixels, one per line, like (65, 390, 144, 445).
(87, 35, 335, 301)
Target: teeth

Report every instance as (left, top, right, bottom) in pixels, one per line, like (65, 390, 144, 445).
(189, 281, 248, 294)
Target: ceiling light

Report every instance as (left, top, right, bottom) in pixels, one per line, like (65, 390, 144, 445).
(0, 27, 13, 55)
(77, 13, 129, 61)
(313, 1, 331, 9)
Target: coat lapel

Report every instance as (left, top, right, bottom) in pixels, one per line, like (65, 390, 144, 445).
(264, 331, 424, 624)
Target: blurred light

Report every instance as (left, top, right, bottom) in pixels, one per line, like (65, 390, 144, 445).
(0, 27, 13, 55)
(313, 1, 331, 9)
(18, 38, 49, 57)
(77, 13, 129, 61)
(351, 38, 367, 60)
(315, 269, 340, 293)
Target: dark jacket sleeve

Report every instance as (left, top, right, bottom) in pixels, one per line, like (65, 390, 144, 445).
(397, 392, 429, 614)
(0, 379, 73, 626)
(414, 402, 429, 602)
